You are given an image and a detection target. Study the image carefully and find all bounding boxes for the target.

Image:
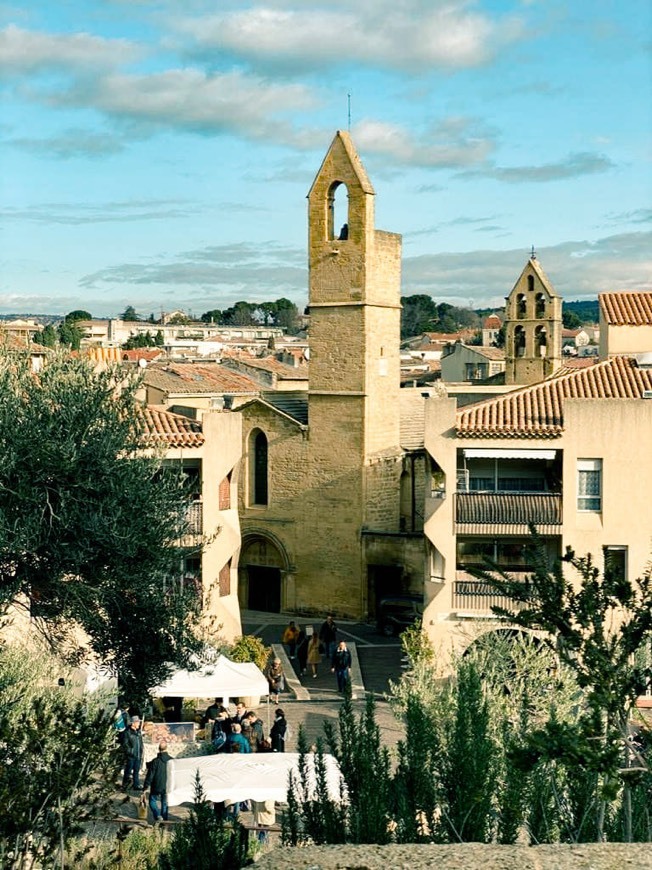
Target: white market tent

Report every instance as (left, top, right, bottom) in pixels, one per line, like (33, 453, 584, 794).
(166, 753, 344, 806)
(150, 655, 268, 704)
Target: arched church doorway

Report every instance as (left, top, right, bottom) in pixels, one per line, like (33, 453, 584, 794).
(240, 534, 288, 613)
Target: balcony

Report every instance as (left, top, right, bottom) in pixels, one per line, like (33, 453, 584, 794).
(452, 573, 530, 616)
(185, 500, 203, 536)
(454, 491, 562, 534)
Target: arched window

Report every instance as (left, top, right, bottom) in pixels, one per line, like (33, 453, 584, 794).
(535, 293, 546, 318)
(516, 293, 526, 318)
(527, 275, 535, 293)
(249, 429, 268, 506)
(327, 181, 350, 241)
(514, 326, 526, 358)
(535, 325, 548, 357)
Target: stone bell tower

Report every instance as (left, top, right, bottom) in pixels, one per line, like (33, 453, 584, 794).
(303, 131, 403, 614)
(504, 254, 562, 385)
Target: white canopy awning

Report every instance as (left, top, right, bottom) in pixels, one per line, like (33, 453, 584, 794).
(463, 448, 556, 460)
(166, 753, 344, 806)
(150, 655, 268, 701)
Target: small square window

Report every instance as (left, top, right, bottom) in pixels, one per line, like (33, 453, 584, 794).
(577, 458, 602, 512)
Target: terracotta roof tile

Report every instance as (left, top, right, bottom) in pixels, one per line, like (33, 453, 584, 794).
(143, 362, 259, 395)
(141, 406, 204, 448)
(600, 291, 652, 326)
(456, 355, 652, 438)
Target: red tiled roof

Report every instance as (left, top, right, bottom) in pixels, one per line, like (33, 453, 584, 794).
(456, 355, 652, 439)
(483, 315, 502, 328)
(233, 356, 308, 378)
(121, 349, 164, 363)
(143, 363, 259, 394)
(141, 406, 204, 448)
(600, 291, 652, 326)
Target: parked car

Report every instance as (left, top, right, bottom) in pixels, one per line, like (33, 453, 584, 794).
(377, 596, 424, 637)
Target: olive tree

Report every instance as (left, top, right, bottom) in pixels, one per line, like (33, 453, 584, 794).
(0, 348, 202, 698)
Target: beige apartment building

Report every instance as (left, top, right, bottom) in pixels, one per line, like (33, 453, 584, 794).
(142, 406, 243, 642)
(422, 314, 652, 660)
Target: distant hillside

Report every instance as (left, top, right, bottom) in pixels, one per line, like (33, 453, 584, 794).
(563, 299, 599, 323)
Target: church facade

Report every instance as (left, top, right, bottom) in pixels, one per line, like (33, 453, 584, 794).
(237, 132, 426, 619)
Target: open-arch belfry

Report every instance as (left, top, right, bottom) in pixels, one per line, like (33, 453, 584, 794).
(504, 255, 562, 385)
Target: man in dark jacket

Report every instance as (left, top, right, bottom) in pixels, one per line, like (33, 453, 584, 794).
(331, 640, 352, 693)
(144, 741, 172, 823)
(244, 710, 265, 752)
(121, 716, 144, 790)
(319, 614, 338, 661)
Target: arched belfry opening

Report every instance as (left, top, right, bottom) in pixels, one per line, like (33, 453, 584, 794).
(327, 180, 350, 241)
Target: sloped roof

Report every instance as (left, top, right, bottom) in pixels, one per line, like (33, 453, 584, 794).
(232, 356, 308, 379)
(143, 363, 259, 395)
(483, 314, 502, 328)
(474, 346, 505, 361)
(262, 392, 309, 425)
(456, 355, 652, 439)
(600, 291, 652, 326)
(141, 406, 204, 448)
(121, 349, 164, 363)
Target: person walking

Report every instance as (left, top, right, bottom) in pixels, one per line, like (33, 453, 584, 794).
(270, 708, 287, 752)
(144, 741, 172, 824)
(331, 640, 352, 694)
(306, 628, 322, 678)
(319, 613, 338, 662)
(266, 657, 285, 704)
(121, 715, 144, 790)
(282, 620, 300, 659)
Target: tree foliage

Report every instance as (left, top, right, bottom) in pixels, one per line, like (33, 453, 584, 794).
(472, 532, 652, 841)
(0, 645, 116, 868)
(121, 306, 140, 322)
(0, 348, 202, 699)
(401, 295, 480, 340)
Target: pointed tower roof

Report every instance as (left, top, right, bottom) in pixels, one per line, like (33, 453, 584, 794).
(507, 256, 560, 299)
(308, 130, 375, 198)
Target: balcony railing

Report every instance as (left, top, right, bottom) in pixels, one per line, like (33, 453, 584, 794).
(453, 575, 529, 615)
(455, 491, 562, 532)
(185, 500, 203, 536)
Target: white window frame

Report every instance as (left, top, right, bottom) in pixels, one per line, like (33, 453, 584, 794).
(577, 458, 602, 512)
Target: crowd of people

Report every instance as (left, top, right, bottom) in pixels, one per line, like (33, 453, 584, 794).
(113, 612, 351, 835)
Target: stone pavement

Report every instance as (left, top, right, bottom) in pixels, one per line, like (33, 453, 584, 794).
(241, 609, 405, 753)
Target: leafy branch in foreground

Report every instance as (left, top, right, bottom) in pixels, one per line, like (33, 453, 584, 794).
(470, 530, 652, 840)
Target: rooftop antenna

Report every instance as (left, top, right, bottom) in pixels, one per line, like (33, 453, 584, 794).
(530, 244, 537, 260)
(347, 92, 351, 131)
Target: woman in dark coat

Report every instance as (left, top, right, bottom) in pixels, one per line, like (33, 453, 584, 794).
(270, 708, 287, 753)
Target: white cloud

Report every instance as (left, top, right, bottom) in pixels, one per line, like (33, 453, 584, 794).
(0, 24, 140, 74)
(179, 1, 523, 72)
(53, 68, 317, 139)
(402, 231, 652, 305)
(353, 117, 496, 168)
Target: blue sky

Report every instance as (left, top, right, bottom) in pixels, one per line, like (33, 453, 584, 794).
(1, 0, 650, 319)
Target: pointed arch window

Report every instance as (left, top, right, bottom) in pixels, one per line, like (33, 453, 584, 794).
(249, 428, 268, 506)
(535, 293, 546, 318)
(327, 181, 350, 241)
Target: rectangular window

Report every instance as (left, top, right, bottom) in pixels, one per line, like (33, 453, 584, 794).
(219, 560, 231, 597)
(219, 473, 231, 511)
(603, 546, 627, 583)
(577, 459, 602, 511)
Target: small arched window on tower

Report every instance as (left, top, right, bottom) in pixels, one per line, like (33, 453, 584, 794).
(249, 428, 268, 506)
(327, 181, 350, 241)
(535, 292, 546, 319)
(516, 293, 526, 318)
(535, 325, 548, 358)
(514, 325, 526, 358)
(527, 275, 535, 293)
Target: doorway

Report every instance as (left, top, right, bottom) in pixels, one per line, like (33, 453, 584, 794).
(367, 565, 404, 619)
(247, 565, 281, 612)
